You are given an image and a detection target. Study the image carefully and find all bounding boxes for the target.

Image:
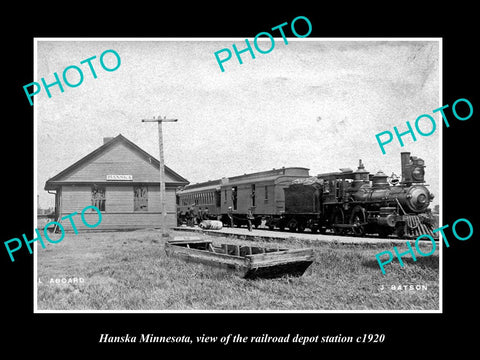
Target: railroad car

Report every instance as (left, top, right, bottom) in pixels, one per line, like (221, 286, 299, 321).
(176, 167, 310, 227)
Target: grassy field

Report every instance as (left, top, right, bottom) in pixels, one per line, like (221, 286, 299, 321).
(36, 229, 439, 311)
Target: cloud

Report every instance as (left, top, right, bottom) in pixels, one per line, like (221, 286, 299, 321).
(36, 39, 440, 209)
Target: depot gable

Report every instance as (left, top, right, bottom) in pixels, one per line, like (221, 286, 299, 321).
(45, 134, 188, 189)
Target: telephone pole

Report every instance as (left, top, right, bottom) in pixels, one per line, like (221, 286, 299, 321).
(141, 116, 178, 237)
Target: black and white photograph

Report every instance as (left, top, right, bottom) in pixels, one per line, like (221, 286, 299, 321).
(34, 38, 441, 312)
(3, 8, 478, 354)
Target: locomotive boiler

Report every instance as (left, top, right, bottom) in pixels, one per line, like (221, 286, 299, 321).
(275, 152, 436, 238)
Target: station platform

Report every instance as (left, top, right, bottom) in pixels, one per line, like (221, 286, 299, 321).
(172, 225, 434, 246)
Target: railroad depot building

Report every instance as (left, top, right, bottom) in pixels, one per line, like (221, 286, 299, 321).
(44, 134, 189, 231)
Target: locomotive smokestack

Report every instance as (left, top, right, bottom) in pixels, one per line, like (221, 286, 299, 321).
(400, 152, 411, 183)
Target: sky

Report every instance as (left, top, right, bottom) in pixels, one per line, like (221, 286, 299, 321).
(35, 38, 440, 209)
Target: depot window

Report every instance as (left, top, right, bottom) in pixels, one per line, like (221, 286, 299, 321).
(91, 186, 106, 211)
(134, 185, 148, 211)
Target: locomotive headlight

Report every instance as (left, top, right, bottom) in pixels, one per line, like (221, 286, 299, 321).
(412, 167, 424, 181)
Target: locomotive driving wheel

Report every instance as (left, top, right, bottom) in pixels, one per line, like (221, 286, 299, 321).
(350, 206, 366, 236)
(395, 223, 406, 238)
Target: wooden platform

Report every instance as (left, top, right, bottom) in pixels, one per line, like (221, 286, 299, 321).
(165, 236, 314, 279)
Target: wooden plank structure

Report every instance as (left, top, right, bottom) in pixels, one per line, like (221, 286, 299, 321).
(44, 134, 189, 231)
(165, 236, 314, 279)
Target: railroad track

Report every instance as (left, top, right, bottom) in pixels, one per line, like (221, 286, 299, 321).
(173, 226, 438, 246)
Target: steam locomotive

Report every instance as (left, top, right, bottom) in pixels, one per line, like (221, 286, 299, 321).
(275, 152, 436, 238)
(176, 152, 436, 238)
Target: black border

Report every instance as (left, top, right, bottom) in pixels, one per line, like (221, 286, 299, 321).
(3, 6, 478, 354)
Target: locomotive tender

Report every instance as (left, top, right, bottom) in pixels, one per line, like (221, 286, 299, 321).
(176, 152, 435, 238)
